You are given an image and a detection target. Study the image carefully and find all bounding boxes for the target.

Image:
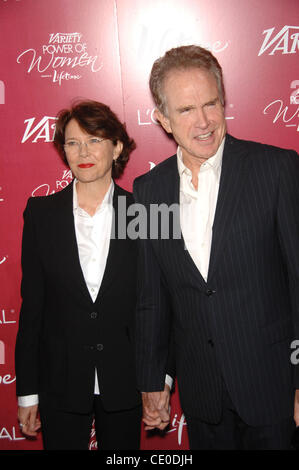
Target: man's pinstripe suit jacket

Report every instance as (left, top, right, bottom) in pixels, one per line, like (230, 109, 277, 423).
(133, 134, 299, 426)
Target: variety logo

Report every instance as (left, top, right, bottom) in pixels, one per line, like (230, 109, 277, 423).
(22, 116, 57, 143)
(0, 80, 4, 104)
(17, 32, 103, 86)
(263, 80, 299, 132)
(258, 25, 299, 56)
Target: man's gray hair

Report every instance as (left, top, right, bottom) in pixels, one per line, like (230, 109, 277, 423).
(149, 45, 225, 115)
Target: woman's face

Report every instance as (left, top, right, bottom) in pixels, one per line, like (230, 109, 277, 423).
(64, 119, 123, 185)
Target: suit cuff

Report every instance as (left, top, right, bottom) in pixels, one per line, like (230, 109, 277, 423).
(18, 394, 39, 407)
(141, 375, 173, 393)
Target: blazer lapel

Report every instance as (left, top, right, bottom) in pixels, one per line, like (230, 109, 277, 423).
(208, 135, 250, 281)
(95, 184, 125, 301)
(54, 180, 94, 304)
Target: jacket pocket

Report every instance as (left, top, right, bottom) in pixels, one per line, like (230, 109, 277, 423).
(261, 318, 293, 345)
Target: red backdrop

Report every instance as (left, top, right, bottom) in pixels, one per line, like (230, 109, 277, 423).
(0, 0, 298, 450)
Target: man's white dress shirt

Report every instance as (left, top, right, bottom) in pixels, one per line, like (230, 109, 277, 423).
(178, 138, 224, 281)
(18, 179, 114, 406)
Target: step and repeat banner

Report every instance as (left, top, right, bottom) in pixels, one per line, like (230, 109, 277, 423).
(0, 0, 298, 450)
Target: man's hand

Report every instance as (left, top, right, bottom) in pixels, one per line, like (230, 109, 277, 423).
(294, 390, 299, 426)
(18, 405, 41, 437)
(142, 384, 171, 431)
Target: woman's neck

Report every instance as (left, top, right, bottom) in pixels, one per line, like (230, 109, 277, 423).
(76, 178, 112, 216)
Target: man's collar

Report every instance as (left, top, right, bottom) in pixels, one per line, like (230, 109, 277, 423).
(177, 136, 225, 177)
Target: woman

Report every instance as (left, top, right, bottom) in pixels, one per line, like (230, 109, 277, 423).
(15, 100, 141, 450)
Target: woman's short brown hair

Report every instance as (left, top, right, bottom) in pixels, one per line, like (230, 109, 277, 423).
(54, 100, 136, 179)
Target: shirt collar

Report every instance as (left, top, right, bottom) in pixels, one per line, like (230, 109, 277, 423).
(177, 136, 225, 178)
(73, 178, 114, 214)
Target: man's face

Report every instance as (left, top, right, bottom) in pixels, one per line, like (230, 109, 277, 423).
(156, 67, 226, 167)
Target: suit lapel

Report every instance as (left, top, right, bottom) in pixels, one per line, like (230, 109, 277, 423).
(208, 135, 250, 281)
(155, 157, 208, 288)
(156, 136, 250, 286)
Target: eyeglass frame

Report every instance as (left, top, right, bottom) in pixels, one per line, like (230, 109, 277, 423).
(63, 136, 107, 154)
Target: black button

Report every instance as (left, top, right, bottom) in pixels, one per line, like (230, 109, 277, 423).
(208, 339, 214, 347)
(90, 311, 98, 319)
(96, 344, 103, 351)
(205, 289, 215, 296)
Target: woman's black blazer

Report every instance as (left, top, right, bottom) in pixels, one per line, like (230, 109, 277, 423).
(15, 181, 141, 414)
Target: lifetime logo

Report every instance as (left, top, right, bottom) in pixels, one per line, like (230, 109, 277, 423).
(0, 340, 4, 364)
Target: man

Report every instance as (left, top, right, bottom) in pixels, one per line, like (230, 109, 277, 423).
(133, 45, 299, 449)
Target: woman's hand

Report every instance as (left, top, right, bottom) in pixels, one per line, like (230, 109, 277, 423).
(18, 405, 41, 437)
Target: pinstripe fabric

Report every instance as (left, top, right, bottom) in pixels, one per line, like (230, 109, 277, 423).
(133, 134, 299, 426)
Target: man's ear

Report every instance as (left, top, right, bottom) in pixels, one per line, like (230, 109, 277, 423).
(154, 108, 172, 134)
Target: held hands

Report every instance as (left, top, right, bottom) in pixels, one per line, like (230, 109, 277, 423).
(18, 405, 41, 437)
(142, 384, 171, 431)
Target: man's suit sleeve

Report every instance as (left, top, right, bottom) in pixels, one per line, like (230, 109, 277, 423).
(15, 198, 45, 396)
(133, 179, 174, 392)
(276, 150, 299, 387)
